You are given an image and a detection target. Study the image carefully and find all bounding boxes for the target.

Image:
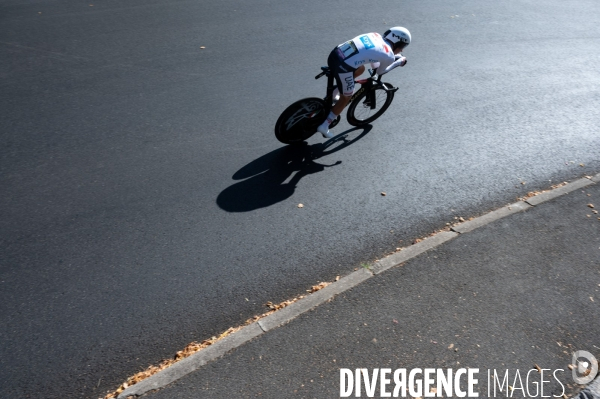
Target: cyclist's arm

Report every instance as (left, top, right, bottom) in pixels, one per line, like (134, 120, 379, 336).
(375, 54, 407, 75)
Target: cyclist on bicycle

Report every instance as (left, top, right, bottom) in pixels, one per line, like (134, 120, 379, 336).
(317, 26, 411, 138)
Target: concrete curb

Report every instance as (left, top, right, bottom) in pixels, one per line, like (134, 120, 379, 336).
(371, 231, 458, 274)
(526, 178, 594, 206)
(451, 201, 532, 234)
(116, 174, 597, 398)
(117, 323, 264, 398)
(571, 376, 600, 399)
(258, 268, 372, 331)
(117, 269, 374, 398)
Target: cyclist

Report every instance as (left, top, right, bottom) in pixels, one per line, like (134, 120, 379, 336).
(317, 27, 411, 138)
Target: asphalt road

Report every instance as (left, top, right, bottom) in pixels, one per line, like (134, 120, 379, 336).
(0, 0, 598, 398)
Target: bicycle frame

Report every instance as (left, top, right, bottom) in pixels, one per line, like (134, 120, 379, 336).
(315, 67, 398, 110)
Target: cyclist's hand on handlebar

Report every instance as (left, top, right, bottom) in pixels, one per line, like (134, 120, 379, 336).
(395, 55, 407, 67)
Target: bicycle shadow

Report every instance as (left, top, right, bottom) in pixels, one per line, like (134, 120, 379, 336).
(216, 125, 372, 212)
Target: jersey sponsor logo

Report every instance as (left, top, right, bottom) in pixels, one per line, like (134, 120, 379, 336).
(354, 60, 366, 66)
(337, 40, 359, 60)
(344, 76, 355, 95)
(359, 35, 375, 49)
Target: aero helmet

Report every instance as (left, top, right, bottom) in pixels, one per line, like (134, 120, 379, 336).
(383, 27, 411, 50)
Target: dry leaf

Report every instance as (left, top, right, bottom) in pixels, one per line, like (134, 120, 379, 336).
(535, 364, 542, 373)
(309, 282, 330, 292)
(297, 204, 304, 208)
(381, 192, 386, 196)
(587, 204, 595, 208)
(200, 46, 206, 49)
(448, 343, 454, 349)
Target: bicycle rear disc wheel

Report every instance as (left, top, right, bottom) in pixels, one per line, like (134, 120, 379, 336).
(346, 83, 394, 126)
(275, 98, 327, 144)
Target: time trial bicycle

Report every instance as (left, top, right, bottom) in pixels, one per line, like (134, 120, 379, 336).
(274, 66, 399, 144)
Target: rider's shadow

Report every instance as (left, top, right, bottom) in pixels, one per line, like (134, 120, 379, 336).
(216, 125, 372, 212)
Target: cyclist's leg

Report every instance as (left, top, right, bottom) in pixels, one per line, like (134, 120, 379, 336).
(353, 65, 365, 80)
(318, 50, 355, 136)
(331, 66, 363, 102)
(327, 52, 358, 119)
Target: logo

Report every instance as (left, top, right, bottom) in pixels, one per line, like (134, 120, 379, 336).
(344, 76, 354, 93)
(359, 35, 375, 49)
(392, 33, 407, 43)
(284, 101, 322, 130)
(572, 350, 598, 384)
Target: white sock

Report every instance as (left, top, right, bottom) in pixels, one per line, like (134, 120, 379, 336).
(326, 111, 337, 124)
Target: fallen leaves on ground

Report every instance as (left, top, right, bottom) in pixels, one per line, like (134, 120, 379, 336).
(103, 281, 332, 399)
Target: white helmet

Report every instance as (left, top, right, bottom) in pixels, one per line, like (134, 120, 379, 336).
(383, 27, 411, 50)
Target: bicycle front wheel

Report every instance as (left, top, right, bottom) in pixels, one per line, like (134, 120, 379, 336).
(346, 83, 395, 126)
(275, 98, 327, 144)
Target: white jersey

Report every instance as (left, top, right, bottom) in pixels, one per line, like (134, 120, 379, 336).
(335, 32, 396, 75)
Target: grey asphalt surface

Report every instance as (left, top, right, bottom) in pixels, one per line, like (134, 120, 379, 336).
(1, 0, 599, 398)
(144, 179, 600, 399)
